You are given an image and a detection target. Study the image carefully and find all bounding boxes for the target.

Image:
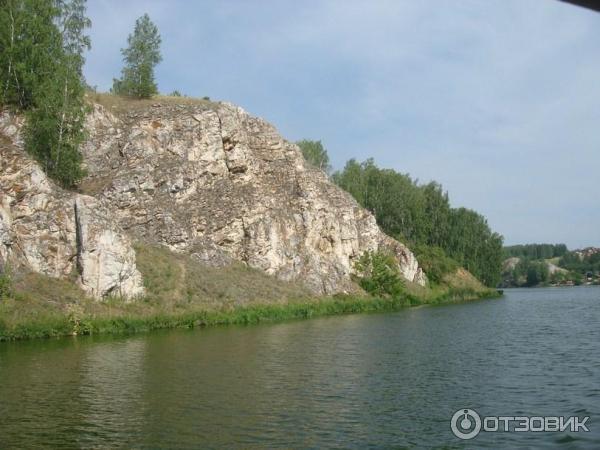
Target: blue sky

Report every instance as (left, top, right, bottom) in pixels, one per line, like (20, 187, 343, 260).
(83, 0, 600, 249)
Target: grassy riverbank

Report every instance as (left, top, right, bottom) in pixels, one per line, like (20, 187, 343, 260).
(0, 246, 500, 341)
(0, 288, 499, 341)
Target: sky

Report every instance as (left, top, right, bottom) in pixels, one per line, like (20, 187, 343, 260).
(83, 0, 600, 249)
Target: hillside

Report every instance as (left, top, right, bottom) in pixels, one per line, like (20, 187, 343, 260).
(0, 95, 496, 339)
(501, 244, 600, 287)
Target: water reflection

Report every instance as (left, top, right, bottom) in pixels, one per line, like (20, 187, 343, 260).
(0, 287, 599, 448)
(77, 338, 148, 448)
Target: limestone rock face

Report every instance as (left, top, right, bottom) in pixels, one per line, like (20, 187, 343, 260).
(81, 102, 426, 293)
(0, 112, 144, 299)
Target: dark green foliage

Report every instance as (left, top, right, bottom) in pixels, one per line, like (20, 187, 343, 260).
(506, 259, 578, 287)
(0, 0, 90, 188)
(23, 56, 88, 186)
(523, 260, 549, 286)
(0, 267, 12, 300)
(501, 255, 587, 287)
(333, 159, 503, 286)
(169, 90, 182, 97)
(112, 13, 162, 98)
(559, 251, 600, 274)
(354, 251, 405, 297)
(413, 245, 459, 284)
(296, 139, 332, 173)
(0, 0, 59, 108)
(504, 243, 568, 260)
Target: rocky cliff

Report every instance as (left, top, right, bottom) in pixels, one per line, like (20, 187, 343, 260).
(0, 98, 425, 299)
(0, 115, 144, 299)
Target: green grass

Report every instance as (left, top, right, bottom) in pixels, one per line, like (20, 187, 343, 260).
(0, 245, 500, 341)
(0, 289, 499, 342)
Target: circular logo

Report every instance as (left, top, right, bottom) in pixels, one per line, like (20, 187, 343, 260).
(451, 408, 482, 440)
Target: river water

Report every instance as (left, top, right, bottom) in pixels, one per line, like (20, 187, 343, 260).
(0, 287, 599, 449)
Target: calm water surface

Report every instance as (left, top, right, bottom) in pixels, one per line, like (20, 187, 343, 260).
(0, 287, 599, 449)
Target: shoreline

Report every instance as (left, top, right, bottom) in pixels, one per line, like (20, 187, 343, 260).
(0, 288, 501, 342)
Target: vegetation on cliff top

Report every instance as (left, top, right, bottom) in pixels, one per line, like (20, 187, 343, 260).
(1, 2, 164, 186)
(111, 13, 162, 98)
(504, 243, 568, 260)
(296, 139, 332, 174)
(1, 0, 91, 187)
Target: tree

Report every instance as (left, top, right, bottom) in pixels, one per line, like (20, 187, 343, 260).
(296, 139, 332, 173)
(56, 0, 91, 80)
(0, 0, 62, 109)
(504, 243, 568, 259)
(112, 13, 162, 98)
(1, 0, 91, 187)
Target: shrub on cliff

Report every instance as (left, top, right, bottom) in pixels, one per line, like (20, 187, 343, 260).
(413, 245, 458, 285)
(354, 251, 405, 298)
(0, 267, 12, 300)
(296, 139, 332, 173)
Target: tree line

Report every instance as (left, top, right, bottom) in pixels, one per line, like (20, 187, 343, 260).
(503, 243, 568, 260)
(296, 140, 504, 286)
(559, 251, 600, 275)
(1, 0, 162, 187)
(330, 157, 503, 287)
(500, 244, 600, 287)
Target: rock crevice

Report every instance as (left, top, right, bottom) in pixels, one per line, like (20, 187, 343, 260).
(0, 111, 144, 299)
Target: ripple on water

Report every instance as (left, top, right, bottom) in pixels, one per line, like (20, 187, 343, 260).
(0, 287, 599, 448)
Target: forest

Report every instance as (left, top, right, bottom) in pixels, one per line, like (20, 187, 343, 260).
(504, 244, 568, 260)
(331, 158, 504, 287)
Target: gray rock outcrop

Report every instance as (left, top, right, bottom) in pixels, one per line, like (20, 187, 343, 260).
(81, 102, 426, 294)
(0, 112, 144, 299)
(1, 100, 425, 298)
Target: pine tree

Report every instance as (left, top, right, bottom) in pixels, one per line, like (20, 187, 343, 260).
(112, 14, 162, 98)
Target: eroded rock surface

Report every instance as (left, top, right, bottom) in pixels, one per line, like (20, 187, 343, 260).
(81, 102, 426, 293)
(1, 101, 425, 298)
(0, 112, 144, 299)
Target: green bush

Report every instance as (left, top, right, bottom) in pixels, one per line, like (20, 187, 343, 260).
(0, 269, 12, 300)
(413, 244, 458, 284)
(296, 139, 332, 173)
(354, 250, 405, 298)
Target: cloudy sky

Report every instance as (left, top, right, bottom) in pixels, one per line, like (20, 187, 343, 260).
(84, 0, 600, 249)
